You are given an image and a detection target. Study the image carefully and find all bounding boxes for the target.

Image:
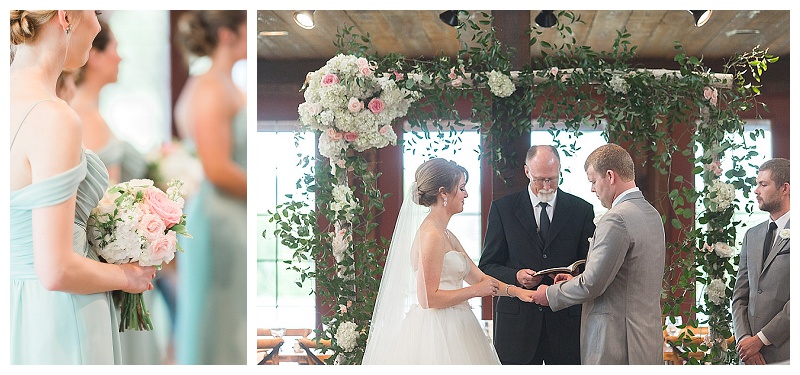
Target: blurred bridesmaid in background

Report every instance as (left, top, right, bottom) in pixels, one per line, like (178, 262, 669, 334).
(70, 19, 148, 186)
(172, 10, 247, 365)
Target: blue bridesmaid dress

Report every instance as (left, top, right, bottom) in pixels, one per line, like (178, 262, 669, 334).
(174, 107, 247, 364)
(10, 147, 122, 364)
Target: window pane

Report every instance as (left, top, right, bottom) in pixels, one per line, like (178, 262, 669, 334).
(255, 131, 316, 330)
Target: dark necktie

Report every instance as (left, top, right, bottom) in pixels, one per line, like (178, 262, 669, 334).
(763, 221, 778, 263)
(538, 202, 550, 242)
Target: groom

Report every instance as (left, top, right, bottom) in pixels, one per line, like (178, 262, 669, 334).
(479, 145, 595, 365)
(531, 143, 666, 365)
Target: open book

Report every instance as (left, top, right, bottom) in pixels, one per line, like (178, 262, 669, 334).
(533, 259, 586, 277)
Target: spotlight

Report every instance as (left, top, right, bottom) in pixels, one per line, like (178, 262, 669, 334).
(689, 10, 712, 27)
(439, 10, 460, 27)
(535, 10, 557, 28)
(293, 10, 316, 29)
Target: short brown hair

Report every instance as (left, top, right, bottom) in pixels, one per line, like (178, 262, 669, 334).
(759, 158, 790, 187)
(414, 158, 468, 207)
(584, 143, 635, 181)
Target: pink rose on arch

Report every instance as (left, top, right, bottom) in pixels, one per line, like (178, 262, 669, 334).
(368, 98, 385, 114)
(356, 57, 369, 68)
(703, 86, 718, 107)
(321, 73, 340, 86)
(360, 66, 374, 76)
(144, 187, 182, 228)
(138, 213, 167, 242)
(549, 67, 559, 76)
(327, 128, 343, 140)
(393, 70, 404, 80)
(344, 132, 359, 142)
(451, 77, 464, 87)
(146, 231, 177, 265)
(448, 67, 458, 80)
(379, 125, 391, 135)
(347, 97, 364, 113)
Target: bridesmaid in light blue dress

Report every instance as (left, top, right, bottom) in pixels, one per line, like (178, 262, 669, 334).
(172, 10, 248, 365)
(10, 10, 156, 365)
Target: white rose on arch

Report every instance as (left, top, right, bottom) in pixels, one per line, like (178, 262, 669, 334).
(713, 242, 734, 258)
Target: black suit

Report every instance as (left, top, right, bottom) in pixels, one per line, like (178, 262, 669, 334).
(479, 188, 595, 365)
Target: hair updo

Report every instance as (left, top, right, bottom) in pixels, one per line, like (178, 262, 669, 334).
(10, 10, 57, 46)
(414, 158, 468, 207)
(175, 10, 246, 59)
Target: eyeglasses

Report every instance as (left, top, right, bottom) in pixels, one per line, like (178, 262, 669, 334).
(531, 177, 558, 185)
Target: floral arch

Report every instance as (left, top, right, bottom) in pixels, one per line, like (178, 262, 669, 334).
(268, 11, 777, 365)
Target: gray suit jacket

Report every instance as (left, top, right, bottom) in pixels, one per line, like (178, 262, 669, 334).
(732, 219, 791, 363)
(546, 191, 665, 364)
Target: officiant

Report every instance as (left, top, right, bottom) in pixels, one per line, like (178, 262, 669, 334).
(479, 145, 595, 365)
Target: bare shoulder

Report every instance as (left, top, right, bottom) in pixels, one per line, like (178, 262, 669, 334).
(23, 100, 83, 178)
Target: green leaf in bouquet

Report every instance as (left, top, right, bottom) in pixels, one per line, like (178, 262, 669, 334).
(170, 224, 191, 237)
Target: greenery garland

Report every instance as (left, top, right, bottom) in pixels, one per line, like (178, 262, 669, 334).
(268, 11, 776, 364)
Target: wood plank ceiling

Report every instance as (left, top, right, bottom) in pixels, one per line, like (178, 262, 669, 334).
(257, 10, 790, 63)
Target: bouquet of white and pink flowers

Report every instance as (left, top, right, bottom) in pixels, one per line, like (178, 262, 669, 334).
(87, 178, 191, 331)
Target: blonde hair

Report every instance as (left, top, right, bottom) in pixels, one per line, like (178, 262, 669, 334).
(175, 10, 245, 59)
(414, 158, 468, 207)
(584, 143, 635, 181)
(10, 10, 58, 46)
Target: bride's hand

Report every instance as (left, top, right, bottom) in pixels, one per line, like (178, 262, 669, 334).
(474, 277, 499, 297)
(515, 288, 536, 303)
(120, 263, 156, 293)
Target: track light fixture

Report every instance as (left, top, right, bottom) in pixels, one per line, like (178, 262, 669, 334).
(689, 10, 712, 27)
(293, 10, 316, 29)
(535, 10, 557, 28)
(439, 10, 460, 27)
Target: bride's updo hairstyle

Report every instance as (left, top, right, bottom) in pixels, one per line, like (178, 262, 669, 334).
(175, 10, 246, 59)
(414, 158, 468, 207)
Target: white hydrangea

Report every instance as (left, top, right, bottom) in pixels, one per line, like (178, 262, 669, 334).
(334, 321, 360, 352)
(707, 179, 735, 212)
(487, 70, 515, 97)
(705, 278, 727, 305)
(297, 54, 419, 167)
(330, 184, 358, 219)
(713, 242, 734, 258)
(608, 75, 630, 94)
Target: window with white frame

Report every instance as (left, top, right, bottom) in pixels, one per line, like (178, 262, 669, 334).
(255, 122, 317, 331)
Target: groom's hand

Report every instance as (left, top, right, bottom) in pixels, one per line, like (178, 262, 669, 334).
(517, 269, 544, 289)
(532, 285, 549, 306)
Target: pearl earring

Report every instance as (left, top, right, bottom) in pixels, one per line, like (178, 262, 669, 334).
(65, 24, 71, 35)
(443, 197, 448, 207)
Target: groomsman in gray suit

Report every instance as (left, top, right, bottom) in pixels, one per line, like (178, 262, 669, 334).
(732, 158, 790, 365)
(531, 143, 666, 364)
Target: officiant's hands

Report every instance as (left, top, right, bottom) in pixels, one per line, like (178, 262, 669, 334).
(516, 269, 545, 289)
(532, 285, 549, 306)
(553, 273, 574, 283)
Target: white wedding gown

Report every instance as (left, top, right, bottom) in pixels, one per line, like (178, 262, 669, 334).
(366, 250, 501, 365)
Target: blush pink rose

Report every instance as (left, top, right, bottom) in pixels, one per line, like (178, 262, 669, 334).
(347, 97, 364, 113)
(448, 67, 458, 80)
(368, 98, 385, 114)
(379, 125, 391, 135)
(356, 57, 369, 68)
(146, 231, 177, 265)
(703, 86, 718, 106)
(144, 187, 182, 228)
(360, 66, 373, 76)
(393, 70, 404, 80)
(138, 213, 167, 242)
(327, 128, 342, 140)
(321, 73, 340, 86)
(344, 132, 359, 142)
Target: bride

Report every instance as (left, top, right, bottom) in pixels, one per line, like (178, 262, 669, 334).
(363, 158, 536, 365)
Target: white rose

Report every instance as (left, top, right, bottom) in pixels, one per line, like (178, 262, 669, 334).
(713, 242, 734, 258)
(779, 229, 790, 240)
